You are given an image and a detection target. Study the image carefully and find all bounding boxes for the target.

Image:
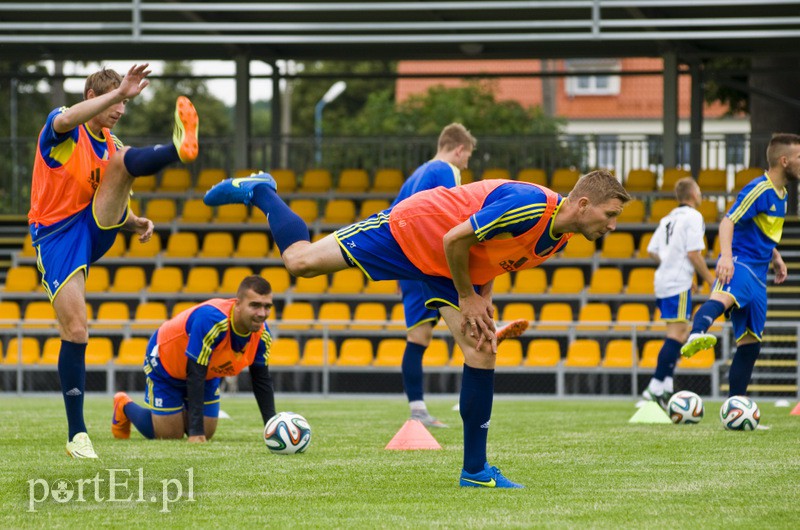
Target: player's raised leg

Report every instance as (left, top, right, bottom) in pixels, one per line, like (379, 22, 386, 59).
(681, 295, 730, 357)
(496, 319, 529, 344)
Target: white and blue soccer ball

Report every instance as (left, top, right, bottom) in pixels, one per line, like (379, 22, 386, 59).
(667, 391, 704, 424)
(264, 412, 311, 454)
(719, 396, 760, 431)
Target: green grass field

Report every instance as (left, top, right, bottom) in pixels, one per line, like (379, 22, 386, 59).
(1, 395, 799, 529)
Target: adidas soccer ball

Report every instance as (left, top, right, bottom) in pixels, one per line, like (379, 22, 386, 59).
(667, 391, 704, 424)
(719, 396, 760, 431)
(264, 412, 311, 454)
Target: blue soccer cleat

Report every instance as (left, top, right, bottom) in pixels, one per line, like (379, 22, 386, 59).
(459, 462, 524, 489)
(203, 172, 277, 207)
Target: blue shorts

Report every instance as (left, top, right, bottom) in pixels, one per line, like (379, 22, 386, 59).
(143, 334, 221, 417)
(334, 214, 476, 311)
(714, 260, 767, 342)
(30, 199, 128, 301)
(399, 279, 440, 329)
(656, 289, 692, 322)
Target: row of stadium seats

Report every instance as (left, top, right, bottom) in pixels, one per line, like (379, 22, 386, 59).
(16, 230, 724, 264)
(0, 335, 716, 370)
(4, 264, 710, 297)
(134, 166, 763, 195)
(0, 299, 724, 333)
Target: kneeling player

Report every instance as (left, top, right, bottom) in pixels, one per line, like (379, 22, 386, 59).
(112, 275, 276, 442)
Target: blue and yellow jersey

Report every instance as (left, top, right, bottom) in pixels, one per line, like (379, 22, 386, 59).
(726, 174, 786, 275)
(391, 160, 461, 206)
(39, 107, 123, 169)
(470, 182, 566, 256)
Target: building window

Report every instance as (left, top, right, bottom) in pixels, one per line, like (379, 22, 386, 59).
(565, 59, 621, 96)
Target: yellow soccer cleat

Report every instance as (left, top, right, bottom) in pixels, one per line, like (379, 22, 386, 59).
(65, 432, 99, 459)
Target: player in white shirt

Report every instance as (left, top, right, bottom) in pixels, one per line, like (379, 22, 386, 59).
(643, 178, 716, 408)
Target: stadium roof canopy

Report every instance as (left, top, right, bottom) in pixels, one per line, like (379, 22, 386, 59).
(0, 0, 799, 62)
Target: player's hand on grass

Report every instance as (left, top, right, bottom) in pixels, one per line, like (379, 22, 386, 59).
(715, 255, 734, 285)
(187, 435, 207, 443)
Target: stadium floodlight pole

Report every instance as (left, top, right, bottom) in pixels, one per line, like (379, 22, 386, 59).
(314, 81, 347, 165)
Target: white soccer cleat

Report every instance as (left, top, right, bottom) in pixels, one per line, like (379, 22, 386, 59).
(680, 332, 717, 358)
(66, 432, 99, 459)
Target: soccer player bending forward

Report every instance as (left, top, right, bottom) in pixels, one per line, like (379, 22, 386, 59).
(204, 169, 630, 488)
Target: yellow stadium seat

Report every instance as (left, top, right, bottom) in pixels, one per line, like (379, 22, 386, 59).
(300, 338, 337, 366)
(159, 168, 191, 192)
(4, 266, 39, 292)
(86, 337, 113, 365)
(625, 169, 656, 192)
(516, 168, 547, 185)
(85, 266, 110, 293)
(263, 169, 295, 193)
(233, 168, 260, 179)
(280, 302, 314, 330)
(23, 301, 56, 329)
(351, 302, 387, 331)
(289, 199, 319, 224)
(0, 301, 21, 329)
(388, 303, 405, 331)
(117, 337, 148, 365)
(697, 200, 719, 223)
(323, 199, 356, 225)
(235, 232, 269, 258)
(337, 338, 373, 366)
(109, 266, 146, 293)
(317, 302, 351, 330)
(617, 199, 645, 224)
(337, 169, 370, 192)
(269, 338, 301, 366)
(363, 279, 398, 295)
(460, 168, 474, 184)
(614, 303, 651, 331)
(328, 269, 364, 294)
(171, 301, 196, 318)
(165, 232, 198, 258)
(149, 267, 183, 294)
(564, 339, 601, 368)
(181, 199, 213, 223)
(294, 275, 328, 294)
(4, 337, 40, 364)
(603, 339, 635, 368)
(501, 302, 534, 324)
(734, 167, 764, 191)
(627, 268, 655, 295)
(550, 168, 581, 193)
(482, 168, 510, 180)
(218, 267, 254, 295)
(194, 168, 227, 192)
(538, 303, 573, 331)
(372, 168, 404, 193)
(183, 267, 219, 294)
(259, 267, 291, 293)
(512, 268, 547, 294)
(549, 267, 584, 294)
(639, 340, 662, 368)
(143, 198, 177, 223)
(423, 339, 450, 367)
(39, 337, 61, 365)
(495, 340, 523, 367)
(127, 232, 162, 258)
(587, 268, 623, 295)
(679, 347, 716, 369)
(697, 168, 727, 192)
(491, 274, 511, 294)
(373, 338, 405, 367)
(577, 303, 612, 331)
(132, 302, 167, 331)
(128, 198, 141, 216)
(199, 232, 234, 258)
(132, 174, 156, 192)
(560, 234, 595, 259)
(215, 204, 248, 224)
(660, 168, 691, 191)
(524, 339, 561, 367)
(84, 302, 94, 322)
(601, 233, 635, 259)
(94, 301, 130, 330)
(359, 199, 390, 220)
(105, 233, 126, 258)
(300, 169, 333, 192)
(449, 344, 465, 367)
(637, 232, 654, 259)
(20, 233, 36, 258)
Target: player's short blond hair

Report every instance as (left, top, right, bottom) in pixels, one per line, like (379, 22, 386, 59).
(84, 68, 123, 99)
(438, 123, 477, 153)
(568, 169, 631, 205)
(767, 133, 800, 168)
(674, 177, 699, 202)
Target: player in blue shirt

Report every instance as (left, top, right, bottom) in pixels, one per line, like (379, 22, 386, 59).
(681, 133, 796, 398)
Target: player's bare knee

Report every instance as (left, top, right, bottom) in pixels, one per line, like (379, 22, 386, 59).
(58, 319, 88, 343)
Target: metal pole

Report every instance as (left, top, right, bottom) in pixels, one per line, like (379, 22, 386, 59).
(314, 99, 325, 166)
